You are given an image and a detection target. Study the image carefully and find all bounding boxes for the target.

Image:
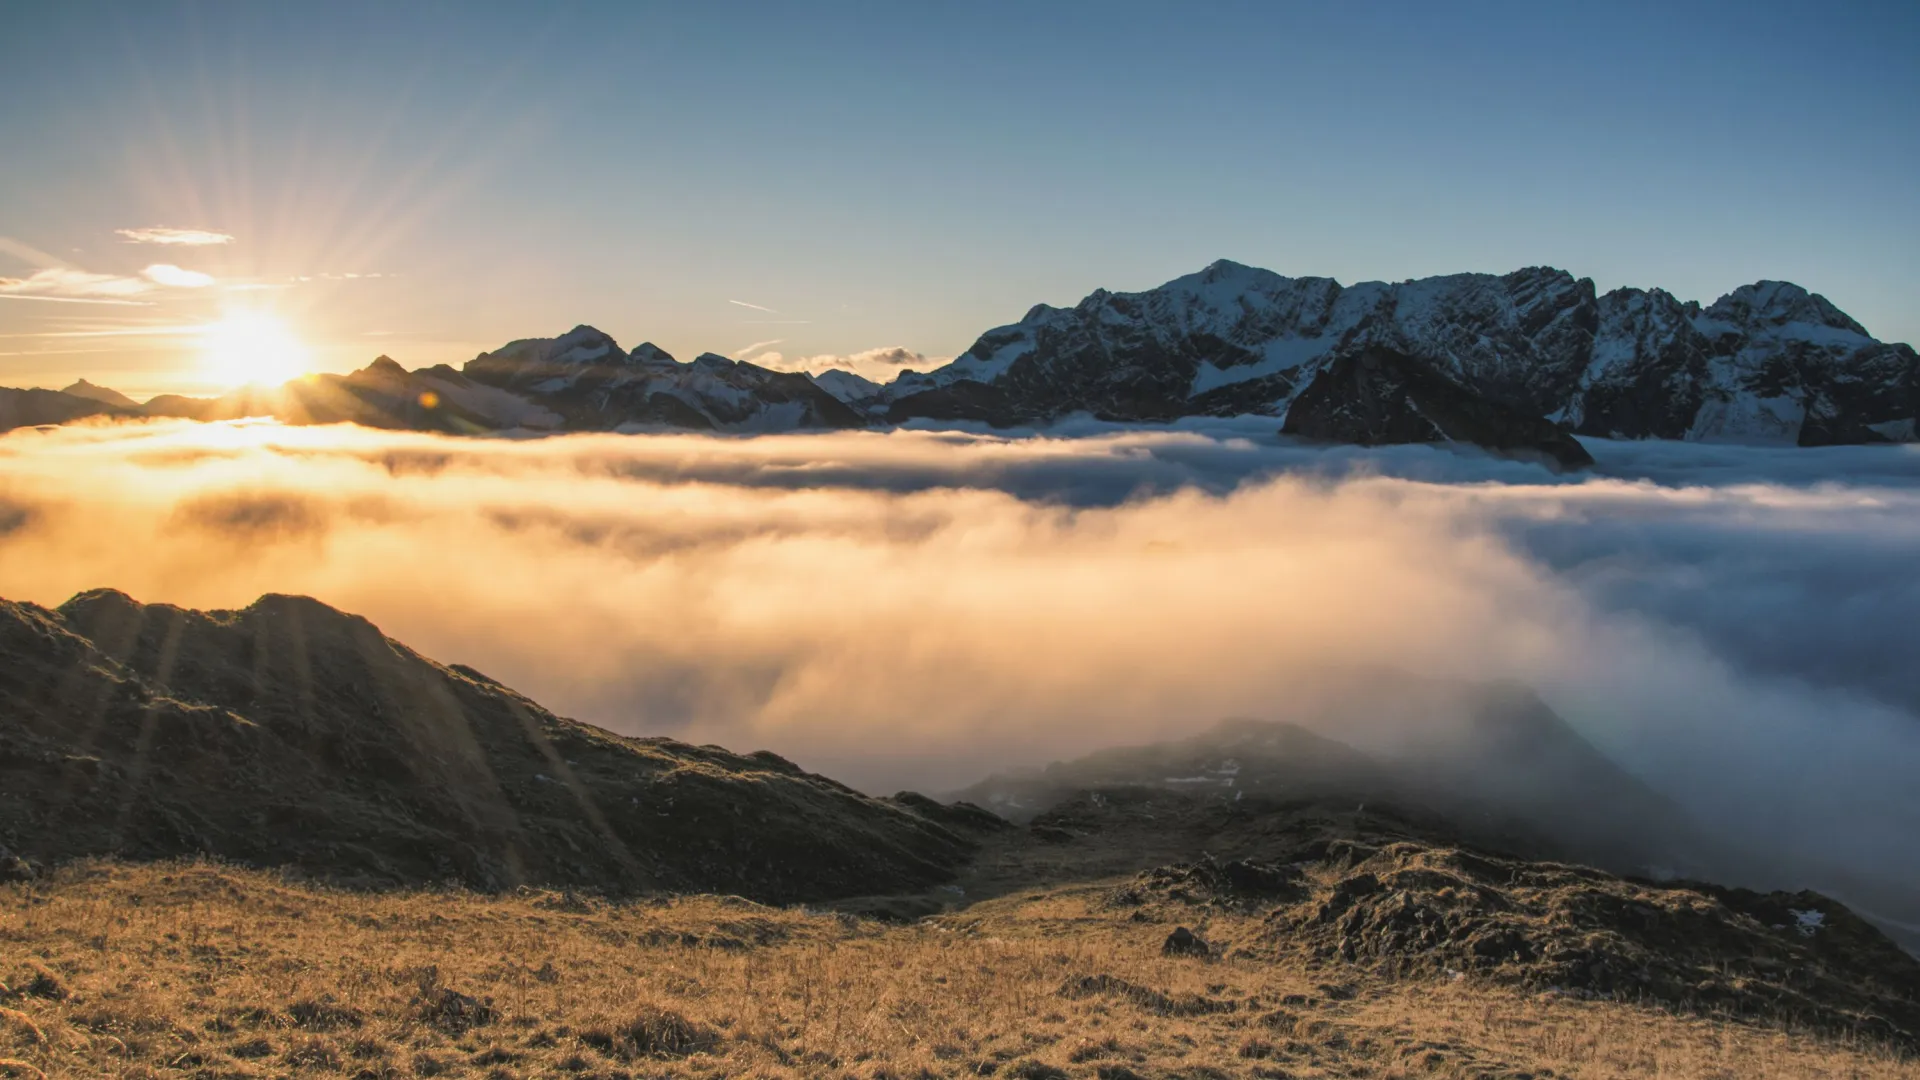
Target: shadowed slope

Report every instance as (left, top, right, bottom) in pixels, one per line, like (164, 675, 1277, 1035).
(0, 590, 982, 902)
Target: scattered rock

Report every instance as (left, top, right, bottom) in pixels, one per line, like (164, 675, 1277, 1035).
(1131, 857, 1309, 908)
(1162, 927, 1210, 958)
(411, 974, 495, 1035)
(0, 848, 33, 883)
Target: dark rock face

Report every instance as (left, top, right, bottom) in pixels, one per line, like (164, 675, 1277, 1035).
(1282, 347, 1596, 470)
(0, 590, 980, 902)
(883, 379, 1020, 426)
(1566, 287, 1716, 440)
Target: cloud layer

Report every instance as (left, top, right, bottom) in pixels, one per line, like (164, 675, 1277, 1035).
(1, 419, 1916, 918)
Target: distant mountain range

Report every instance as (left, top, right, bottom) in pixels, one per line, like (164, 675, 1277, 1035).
(7, 261, 1915, 467)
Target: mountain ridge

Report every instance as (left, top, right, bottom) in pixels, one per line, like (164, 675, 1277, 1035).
(7, 261, 1914, 460)
(0, 587, 988, 902)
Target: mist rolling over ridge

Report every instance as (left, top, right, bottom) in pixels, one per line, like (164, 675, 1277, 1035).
(2, 418, 1916, 916)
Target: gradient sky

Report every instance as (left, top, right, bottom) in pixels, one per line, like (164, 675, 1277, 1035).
(3, 1, 1916, 397)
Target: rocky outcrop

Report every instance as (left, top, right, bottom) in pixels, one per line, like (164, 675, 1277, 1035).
(1117, 836, 1920, 1047)
(1282, 347, 1596, 470)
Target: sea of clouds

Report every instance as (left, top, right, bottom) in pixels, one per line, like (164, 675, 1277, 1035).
(2, 417, 1917, 925)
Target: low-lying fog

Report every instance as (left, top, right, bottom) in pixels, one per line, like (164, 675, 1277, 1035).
(3, 417, 1918, 912)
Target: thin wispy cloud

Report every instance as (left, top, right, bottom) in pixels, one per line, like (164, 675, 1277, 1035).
(31, 324, 212, 338)
(141, 264, 215, 288)
(0, 268, 157, 304)
(0, 293, 151, 307)
(728, 299, 777, 313)
(0, 263, 215, 304)
(115, 227, 234, 246)
(730, 337, 784, 359)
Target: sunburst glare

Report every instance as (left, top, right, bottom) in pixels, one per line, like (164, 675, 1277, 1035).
(200, 310, 311, 388)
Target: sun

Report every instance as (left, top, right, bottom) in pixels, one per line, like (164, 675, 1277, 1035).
(200, 310, 311, 388)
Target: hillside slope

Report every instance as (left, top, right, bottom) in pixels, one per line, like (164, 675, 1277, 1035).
(0, 590, 982, 902)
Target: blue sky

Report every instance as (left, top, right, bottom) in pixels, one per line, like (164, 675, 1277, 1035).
(2, 1, 1916, 395)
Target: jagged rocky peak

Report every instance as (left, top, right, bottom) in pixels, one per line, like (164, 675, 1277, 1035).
(1703, 280, 1869, 338)
(463, 324, 629, 389)
(628, 341, 678, 365)
(363, 355, 408, 377)
(891, 259, 1915, 450)
(812, 368, 885, 405)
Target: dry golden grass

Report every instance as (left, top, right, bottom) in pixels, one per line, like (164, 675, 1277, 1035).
(1, 861, 1912, 1080)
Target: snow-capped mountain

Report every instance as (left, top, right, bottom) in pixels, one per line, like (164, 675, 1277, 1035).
(9, 262, 1912, 460)
(462, 326, 862, 432)
(885, 260, 1918, 447)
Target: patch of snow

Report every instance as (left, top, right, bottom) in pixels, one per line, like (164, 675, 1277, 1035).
(1187, 338, 1328, 396)
(812, 369, 884, 404)
(1867, 418, 1916, 442)
(1791, 909, 1825, 936)
(944, 337, 1033, 385)
(1685, 391, 1805, 444)
(722, 399, 809, 433)
(418, 373, 562, 429)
